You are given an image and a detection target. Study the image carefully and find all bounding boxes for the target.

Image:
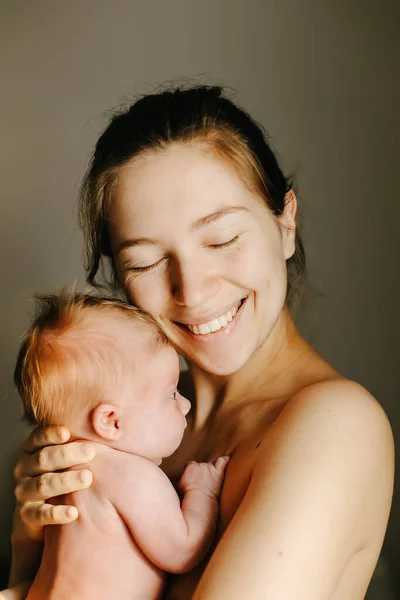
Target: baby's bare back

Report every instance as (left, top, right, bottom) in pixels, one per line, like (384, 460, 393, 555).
(27, 447, 165, 600)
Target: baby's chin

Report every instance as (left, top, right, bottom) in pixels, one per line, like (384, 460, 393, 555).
(158, 432, 186, 460)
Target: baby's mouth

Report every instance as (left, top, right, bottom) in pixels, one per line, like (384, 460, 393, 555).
(176, 297, 247, 335)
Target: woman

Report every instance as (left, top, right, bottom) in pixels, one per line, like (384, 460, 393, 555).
(7, 85, 394, 599)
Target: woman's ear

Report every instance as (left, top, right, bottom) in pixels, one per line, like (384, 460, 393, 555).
(280, 189, 297, 260)
(91, 404, 123, 440)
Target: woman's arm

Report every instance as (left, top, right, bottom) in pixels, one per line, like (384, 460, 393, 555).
(193, 380, 394, 600)
(9, 426, 95, 588)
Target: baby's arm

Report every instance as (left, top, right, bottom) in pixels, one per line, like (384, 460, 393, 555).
(115, 456, 229, 574)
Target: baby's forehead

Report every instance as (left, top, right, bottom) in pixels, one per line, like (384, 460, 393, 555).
(79, 310, 179, 384)
(80, 309, 159, 347)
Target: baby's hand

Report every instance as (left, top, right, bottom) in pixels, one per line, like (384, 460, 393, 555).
(179, 456, 230, 499)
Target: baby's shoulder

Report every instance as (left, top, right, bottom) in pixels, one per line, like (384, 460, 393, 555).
(91, 445, 165, 486)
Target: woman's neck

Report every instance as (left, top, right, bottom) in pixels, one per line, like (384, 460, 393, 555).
(187, 306, 314, 430)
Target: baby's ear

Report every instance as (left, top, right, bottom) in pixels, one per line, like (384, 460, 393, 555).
(91, 404, 123, 440)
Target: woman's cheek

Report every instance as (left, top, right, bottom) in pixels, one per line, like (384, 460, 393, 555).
(225, 238, 283, 291)
(125, 273, 168, 317)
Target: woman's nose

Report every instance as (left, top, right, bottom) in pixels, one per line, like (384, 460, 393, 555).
(171, 259, 219, 308)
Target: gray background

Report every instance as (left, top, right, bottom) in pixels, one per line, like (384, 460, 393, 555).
(0, 1, 398, 597)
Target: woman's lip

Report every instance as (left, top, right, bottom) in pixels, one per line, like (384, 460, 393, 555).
(173, 297, 247, 339)
(173, 297, 247, 327)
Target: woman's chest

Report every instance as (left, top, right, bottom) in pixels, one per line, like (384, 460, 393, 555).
(164, 403, 287, 599)
(164, 445, 257, 600)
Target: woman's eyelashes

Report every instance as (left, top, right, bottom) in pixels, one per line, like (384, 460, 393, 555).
(122, 234, 241, 273)
(122, 257, 167, 273)
(206, 235, 240, 249)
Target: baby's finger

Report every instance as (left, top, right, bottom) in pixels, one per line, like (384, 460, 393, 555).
(22, 426, 70, 454)
(213, 456, 230, 472)
(15, 469, 93, 503)
(17, 442, 95, 478)
(21, 502, 79, 527)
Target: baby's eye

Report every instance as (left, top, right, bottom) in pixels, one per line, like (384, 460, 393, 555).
(170, 390, 179, 399)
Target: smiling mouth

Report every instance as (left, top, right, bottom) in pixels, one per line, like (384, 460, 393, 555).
(176, 297, 247, 335)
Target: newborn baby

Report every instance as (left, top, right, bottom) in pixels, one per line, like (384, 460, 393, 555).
(13, 292, 229, 600)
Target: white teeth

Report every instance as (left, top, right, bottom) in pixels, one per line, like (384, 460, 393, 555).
(186, 301, 242, 335)
(208, 319, 222, 333)
(198, 323, 211, 334)
(219, 315, 228, 327)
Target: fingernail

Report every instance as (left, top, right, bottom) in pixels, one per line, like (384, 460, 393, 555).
(66, 506, 78, 519)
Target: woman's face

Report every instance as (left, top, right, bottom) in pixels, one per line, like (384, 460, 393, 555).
(108, 144, 295, 376)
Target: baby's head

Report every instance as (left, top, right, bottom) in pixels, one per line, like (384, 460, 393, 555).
(14, 291, 191, 462)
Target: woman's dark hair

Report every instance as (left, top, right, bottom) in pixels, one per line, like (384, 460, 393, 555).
(79, 85, 306, 305)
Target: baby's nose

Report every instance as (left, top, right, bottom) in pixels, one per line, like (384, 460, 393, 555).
(179, 396, 191, 416)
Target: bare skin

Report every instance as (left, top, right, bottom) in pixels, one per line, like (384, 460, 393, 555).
(26, 446, 228, 600)
(7, 316, 393, 600)
(161, 334, 394, 599)
(5, 144, 394, 599)
(12, 311, 229, 600)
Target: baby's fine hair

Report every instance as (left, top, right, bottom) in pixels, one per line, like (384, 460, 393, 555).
(14, 290, 168, 428)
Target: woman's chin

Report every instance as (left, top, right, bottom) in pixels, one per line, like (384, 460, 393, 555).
(167, 296, 256, 376)
(184, 346, 253, 377)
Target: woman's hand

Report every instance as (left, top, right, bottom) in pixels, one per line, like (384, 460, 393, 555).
(0, 580, 31, 599)
(9, 426, 96, 589)
(13, 426, 95, 544)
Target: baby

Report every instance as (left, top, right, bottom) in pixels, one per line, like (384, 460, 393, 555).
(12, 292, 229, 600)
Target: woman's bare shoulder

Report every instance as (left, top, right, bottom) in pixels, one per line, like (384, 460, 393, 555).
(284, 376, 392, 429)
(262, 376, 394, 458)
(254, 376, 394, 545)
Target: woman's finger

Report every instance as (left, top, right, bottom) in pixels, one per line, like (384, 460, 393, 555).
(20, 501, 79, 527)
(0, 580, 32, 599)
(15, 469, 93, 503)
(22, 426, 71, 454)
(17, 441, 95, 478)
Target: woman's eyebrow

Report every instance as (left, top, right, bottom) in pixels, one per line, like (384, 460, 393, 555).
(191, 206, 250, 231)
(116, 237, 157, 254)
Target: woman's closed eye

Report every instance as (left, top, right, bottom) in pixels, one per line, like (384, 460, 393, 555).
(122, 234, 241, 274)
(122, 256, 167, 273)
(207, 235, 240, 249)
